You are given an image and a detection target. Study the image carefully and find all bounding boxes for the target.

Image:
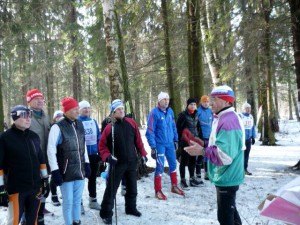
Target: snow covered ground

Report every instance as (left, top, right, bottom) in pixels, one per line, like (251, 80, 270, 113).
(1, 119, 300, 225)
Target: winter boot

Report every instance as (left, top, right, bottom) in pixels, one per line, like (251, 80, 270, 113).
(126, 209, 142, 217)
(51, 195, 61, 206)
(89, 197, 100, 210)
(102, 217, 112, 225)
(180, 178, 189, 189)
(171, 185, 185, 196)
(245, 170, 252, 175)
(190, 176, 203, 186)
(155, 190, 167, 200)
(73, 220, 81, 225)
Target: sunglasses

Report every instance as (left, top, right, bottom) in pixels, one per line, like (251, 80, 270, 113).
(11, 110, 33, 119)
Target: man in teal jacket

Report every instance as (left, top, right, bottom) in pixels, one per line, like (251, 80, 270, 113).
(184, 85, 245, 225)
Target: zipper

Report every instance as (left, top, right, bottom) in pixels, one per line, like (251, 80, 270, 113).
(72, 122, 84, 178)
(25, 134, 34, 186)
(63, 159, 68, 174)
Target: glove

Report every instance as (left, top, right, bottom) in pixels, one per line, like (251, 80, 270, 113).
(0, 185, 8, 207)
(252, 138, 255, 145)
(107, 155, 117, 165)
(151, 148, 157, 160)
(174, 141, 179, 151)
(85, 163, 91, 178)
(51, 170, 64, 186)
(142, 156, 148, 165)
(41, 178, 50, 198)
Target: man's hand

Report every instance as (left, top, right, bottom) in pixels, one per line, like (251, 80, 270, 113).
(252, 138, 255, 145)
(0, 185, 8, 207)
(184, 140, 204, 156)
(42, 178, 50, 198)
(151, 148, 157, 160)
(107, 155, 118, 165)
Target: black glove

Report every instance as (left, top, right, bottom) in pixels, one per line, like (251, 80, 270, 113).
(41, 178, 50, 198)
(252, 138, 255, 145)
(85, 163, 91, 178)
(142, 156, 148, 165)
(0, 185, 8, 207)
(174, 141, 179, 151)
(151, 148, 157, 160)
(51, 169, 64, 186)
(107, 155, 117, 165)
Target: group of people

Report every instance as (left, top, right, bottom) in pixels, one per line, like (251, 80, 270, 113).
(0, 84, 256, 225)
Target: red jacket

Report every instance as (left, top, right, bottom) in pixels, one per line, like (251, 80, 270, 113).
(99, 117, 147, 163)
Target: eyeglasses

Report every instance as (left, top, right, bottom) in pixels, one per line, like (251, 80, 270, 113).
(11, 110, 33, 119)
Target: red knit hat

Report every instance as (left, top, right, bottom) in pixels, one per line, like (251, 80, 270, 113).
(61, 97, 79, 113)
(26, 89, 44, 103)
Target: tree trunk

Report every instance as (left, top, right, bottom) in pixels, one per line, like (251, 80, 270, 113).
(260, 0, 276, 145)
(200, 0, 221, 86)
(292, 90, 300, 121)
(69, 0, 81, 100)
(288, 0, 300, 109)
(114, 10, 134, 116)
(288, 74, 294, 120)
(187, 0, 194, 97)
(102, 0, 122, 100)
(161, 0, 181, 117)
(190, 0, 204, 99)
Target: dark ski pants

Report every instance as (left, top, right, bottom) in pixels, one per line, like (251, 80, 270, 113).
(100, 162, 137, 218)
(7, 188, 41, 225)
(216, 185, 242, 225)
(179, 146, 196, 179)
(50, 176, 58, 196)
(88, 154, 100, 198)
(244, 139, 252, 170)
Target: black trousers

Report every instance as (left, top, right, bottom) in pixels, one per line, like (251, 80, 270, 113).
(88, 154, 100, 198)
(244, 139, 252, 170)
(179, 146, 196, 179)
(8, 188, 41, 225)
(100, 162, 137, 218)
(216, 186, 242, 225)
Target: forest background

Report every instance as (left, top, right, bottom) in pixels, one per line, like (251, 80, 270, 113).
(0, 0, 300, 148)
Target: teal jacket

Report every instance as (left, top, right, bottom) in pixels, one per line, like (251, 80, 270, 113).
(206, 107, 245, 187)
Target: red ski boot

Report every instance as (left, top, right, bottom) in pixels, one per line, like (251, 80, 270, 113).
(171, 185, 185, 196)
(155, 190, 167, 200)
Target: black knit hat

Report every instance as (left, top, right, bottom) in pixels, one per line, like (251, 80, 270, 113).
(186, 97, 197, 106)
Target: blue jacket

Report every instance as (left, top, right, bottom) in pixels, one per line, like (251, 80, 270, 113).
(78, 115, 101, 155)
(197, 106, 213, 139)
(239, 112, 256, 140)
(146, 106, 178, 148)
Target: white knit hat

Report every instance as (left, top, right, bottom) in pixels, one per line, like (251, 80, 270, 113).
(242, 102, 251, 110)
(53, 110, 63, 120)
(158, 92, 169, 102)
(79, 100, 91, 111)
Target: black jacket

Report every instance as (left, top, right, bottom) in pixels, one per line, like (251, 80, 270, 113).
(176, 110, 203, 147)
(0, 125, 45, 194)
(56, 117, 86, 182)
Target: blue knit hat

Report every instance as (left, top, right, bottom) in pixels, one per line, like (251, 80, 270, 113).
(210, 85, 235, 104)
(110, 99, 124, 112)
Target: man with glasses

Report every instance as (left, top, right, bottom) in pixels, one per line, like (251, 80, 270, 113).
(26, 89, 51, 225)
(0, 105, 49, 225)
